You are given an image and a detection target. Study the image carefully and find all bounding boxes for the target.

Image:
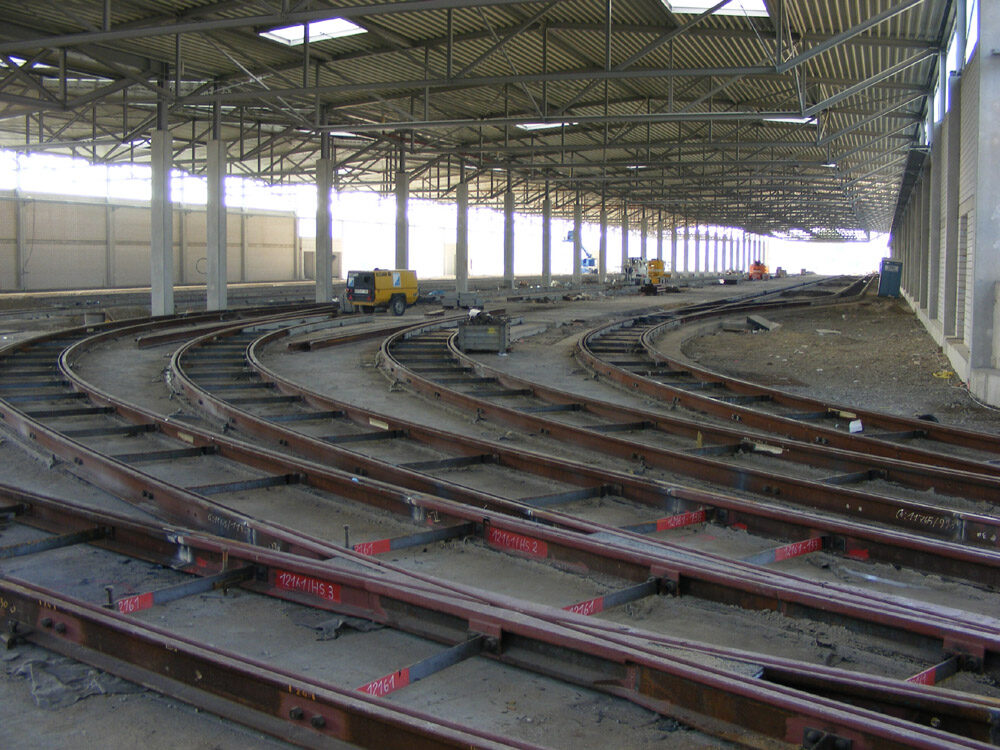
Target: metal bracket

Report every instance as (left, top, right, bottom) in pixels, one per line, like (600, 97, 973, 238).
(803, 728, 852, 750)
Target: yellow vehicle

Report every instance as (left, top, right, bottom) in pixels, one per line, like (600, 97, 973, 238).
(345, 269, 418, 315)
(646, 259, 669, 284)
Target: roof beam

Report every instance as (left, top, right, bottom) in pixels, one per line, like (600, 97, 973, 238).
(0, 1, 549, 54)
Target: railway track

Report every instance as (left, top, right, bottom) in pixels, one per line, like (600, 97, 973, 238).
(576, 295, 1000, 472)
(0, 288, 998, 748)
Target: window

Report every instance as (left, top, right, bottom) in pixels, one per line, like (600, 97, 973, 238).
(662, 0, 768, 17)
(260, 18, 366, 46)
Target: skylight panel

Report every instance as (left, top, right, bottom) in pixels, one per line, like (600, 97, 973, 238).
(662, 0, 768, 17)
(260, 18, 366, 46)
(516, 122, 577, 131)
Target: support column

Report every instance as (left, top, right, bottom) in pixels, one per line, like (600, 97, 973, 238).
(395, 167, 409, 269)
(14, 190, 24, 290)
(150, 127, 174, 316)
(656, 212, 663, 262)
(919, 174, 930, 308)
(503, 187, 515, 289)
(456, 179, 469, 294)
(541, 190, 552, 287)
(670, 220, 678, 273)
(694, 226, 701, 273)
(682, 221, 690, 272)
(572, 199, 582, 286)
(972, 0, 1000, 375)
(598, 203, 608, 282)
(640, 208, 648, 261)
(942, 71, 962, 337)
(621, 206, 629, 273)
(105, 202, 115, 288)
(206, 139, 227, 311)
(315, 152, 334, 303)
(929, 133, 943, 319)
(711, 229, 719, 272)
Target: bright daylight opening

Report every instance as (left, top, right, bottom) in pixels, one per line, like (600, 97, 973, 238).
(516, 122, 577, 131)
(1, 149, 884, 279)
(662, 0, 768, 17)
(260, 18, 366, 46)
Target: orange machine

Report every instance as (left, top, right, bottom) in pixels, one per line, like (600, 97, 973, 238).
(748, 260, 769, 280)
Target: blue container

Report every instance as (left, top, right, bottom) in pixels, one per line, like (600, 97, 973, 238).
(877, 259, 903, 297)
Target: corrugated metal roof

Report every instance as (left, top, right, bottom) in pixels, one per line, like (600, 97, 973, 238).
(0, 0, 961, 236)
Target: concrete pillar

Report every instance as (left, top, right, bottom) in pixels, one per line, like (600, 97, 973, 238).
(929, 128, 943, 319)
(105, 203, 115, 288)
(682, 221, 690, 272)
(150, 129, 174, 316)
(971, 0, 1000, 372)
(503, 189, 515, 289)
(919, 174, 930, 308)
(694, 226, 701, 273)
(640, 208, 648, 260)
(599, 203, 608, 282)
(456, 179, 469, 294)
(14, 190, 24, 290)
(395, 169, 409, 269)
(670, 220, 677, 273)
(621, 206, 629, 273)
(239, 211, 248, 283)
(712, 229, 719, 272)
(572, 200, 582, 286)
(315, 157, 334, 303)
(942, 72, 962, 337)
(541, 192, 552, 287)
(206, 139, 227, 311)
(178, 212, 187, 285)
(656, 212, 663, 262)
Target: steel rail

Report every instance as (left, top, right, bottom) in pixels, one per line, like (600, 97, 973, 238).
(0, 582, 531, 750)
(6, 314, 1000, 743)
(19, 315, 1000, 685)
(3, 484, 998, 750)
(576, 307, 1000, 469)
(62, 312, 1000, 688)
(377, 322, 1000, 552)
(161, 311, 1000, 594)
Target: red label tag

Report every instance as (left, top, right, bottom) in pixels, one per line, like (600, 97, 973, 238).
(774, 537, 823, 562)
(275, 570, 341, 602)
(354, 538, 392, 555)
(564, 596, 604, 616)
(358, 668, 410, 697)
(486, 526, 548, 559)
(117, 592, 154, 614)
(656, 509, 706, 531)
(907, 667, 936, 685)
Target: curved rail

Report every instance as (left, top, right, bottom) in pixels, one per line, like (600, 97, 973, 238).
(378, 317, 1000, 552)
(165, 307, 1000, 597)
(576, 306, 1000, 471)
(3, 308, 1000, 747)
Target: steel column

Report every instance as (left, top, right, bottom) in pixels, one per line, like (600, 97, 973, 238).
(572, 199, 582, 286)
(150, 128, 174, 316)
(541, 192, 552, 287)
(314, 157, 334, 303)
(206, 139, 227, 311)
(456, 180, 469, 294)
(503, 189, 515, 289)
